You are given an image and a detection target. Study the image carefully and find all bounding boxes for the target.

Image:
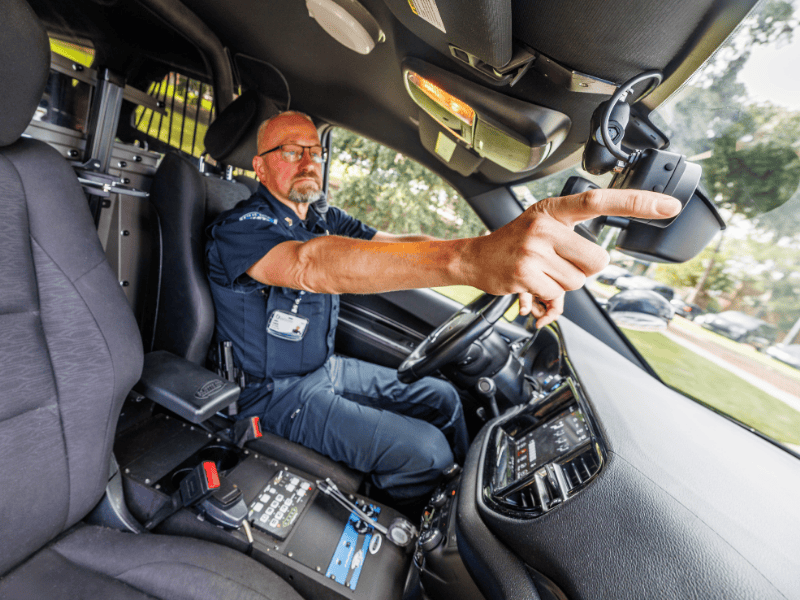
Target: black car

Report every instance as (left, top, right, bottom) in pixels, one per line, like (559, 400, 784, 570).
(670, 297, 704, 321)
(614, 275, 676, 300)
(2, 0, 799, 599)
(606, 289, 675, 329)
(702, 311, 778, 350)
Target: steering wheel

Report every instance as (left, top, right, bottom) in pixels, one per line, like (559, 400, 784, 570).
(397, 294, 517, 383)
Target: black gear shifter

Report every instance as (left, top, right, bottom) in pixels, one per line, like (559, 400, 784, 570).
(475, 377, 500, 418)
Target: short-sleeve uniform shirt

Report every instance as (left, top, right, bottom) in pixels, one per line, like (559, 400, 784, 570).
(206, 184, 376, 390)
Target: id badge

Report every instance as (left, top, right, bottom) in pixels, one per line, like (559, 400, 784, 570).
(267, 310, 309, 341)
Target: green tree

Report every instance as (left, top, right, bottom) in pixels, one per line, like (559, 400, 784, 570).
(659, 0, 796, 158)
(703, 119, 800, 236)
(653, 241, 735, 305)
(329, 128, 487, 239)
(646, 0, 800, 313)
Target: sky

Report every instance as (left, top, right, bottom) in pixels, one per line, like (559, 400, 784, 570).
(739, 25, 800, 110)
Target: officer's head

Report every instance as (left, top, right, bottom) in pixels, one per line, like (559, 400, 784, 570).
(253, 111, 325, 206)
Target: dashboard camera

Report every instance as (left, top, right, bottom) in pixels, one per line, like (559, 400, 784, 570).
(582, 70, 701, 228)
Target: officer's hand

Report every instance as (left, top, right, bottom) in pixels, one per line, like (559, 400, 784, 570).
(466, 189, 682, 328)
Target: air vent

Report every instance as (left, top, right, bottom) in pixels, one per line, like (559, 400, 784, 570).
(504, 485, 538, 511)
(499, 464, 569, 514)
(562, 449, 600, 489)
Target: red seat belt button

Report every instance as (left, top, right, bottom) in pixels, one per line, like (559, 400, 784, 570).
(203, 461, 221, 489)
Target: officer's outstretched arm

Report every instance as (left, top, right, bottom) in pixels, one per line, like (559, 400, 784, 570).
(246, 189, 680, 328)
(371, 231, 439, 243)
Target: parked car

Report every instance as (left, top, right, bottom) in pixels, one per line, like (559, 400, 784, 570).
(614, 275, 676, 300)
(2, 0, 799, 599)
(596, 264, 632, 285)
(765, 344, 800, 370)
(701, 311, 778, 350)
(670, 297, 704, 321)
(606, 289, 675, 329)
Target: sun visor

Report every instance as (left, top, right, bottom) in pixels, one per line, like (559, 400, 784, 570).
(204, 89, 280, 169)
(403, 58, 570, 173)
(384, 0, 511, 69)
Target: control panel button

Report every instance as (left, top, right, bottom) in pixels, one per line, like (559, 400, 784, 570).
(431, 491, 448, 508)
(419, 528, 443, 552)
(250, 470, 315, 540)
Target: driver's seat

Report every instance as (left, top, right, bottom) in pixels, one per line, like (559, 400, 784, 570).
(142, 92, 363, 493)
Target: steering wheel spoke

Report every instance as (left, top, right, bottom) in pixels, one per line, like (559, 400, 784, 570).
(397, 294, 516, 383)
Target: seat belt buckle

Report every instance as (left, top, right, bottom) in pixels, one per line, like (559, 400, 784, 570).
(198, 476, 248, 529)
(145, 461, 222, 530)
(234, 416, 263, 448)
(179, 461, 221, 505)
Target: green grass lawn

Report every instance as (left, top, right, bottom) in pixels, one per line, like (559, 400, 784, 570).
(670, 317, 800, 384)
(622, 328, 800, 445)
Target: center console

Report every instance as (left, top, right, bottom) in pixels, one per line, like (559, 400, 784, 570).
(114, 411, 412, 600)
(111, 351, 605, 600)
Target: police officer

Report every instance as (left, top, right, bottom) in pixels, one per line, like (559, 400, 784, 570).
(206, 111, 681, 501)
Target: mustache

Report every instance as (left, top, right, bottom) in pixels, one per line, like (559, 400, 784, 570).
(293, 170, 321, 183)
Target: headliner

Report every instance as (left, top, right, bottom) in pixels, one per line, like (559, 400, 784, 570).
(28, 0, 759, 196)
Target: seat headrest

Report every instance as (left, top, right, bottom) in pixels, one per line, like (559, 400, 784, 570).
(204, 90, 280, 169)
(0, 0, 51, 147)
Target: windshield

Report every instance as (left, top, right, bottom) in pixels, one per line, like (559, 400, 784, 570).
(523, 0, 800, 457)
(718, 312, 761, 324)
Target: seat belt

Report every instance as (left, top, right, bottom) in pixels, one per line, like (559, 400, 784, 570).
(144, 461, 249, 533)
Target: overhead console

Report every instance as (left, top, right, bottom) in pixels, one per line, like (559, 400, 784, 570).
(385, 0, 512, 70)
(403, 58, 570, 174)
(483, 379, 605, 516)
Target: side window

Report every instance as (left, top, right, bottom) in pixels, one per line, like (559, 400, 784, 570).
(36, 37, 95, 133)
(329, 128, 520, 320)
(132, 72, 215, 158)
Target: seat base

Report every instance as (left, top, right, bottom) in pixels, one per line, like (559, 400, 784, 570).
(0, 525, 302, 600)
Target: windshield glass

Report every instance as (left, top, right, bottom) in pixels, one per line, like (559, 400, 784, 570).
(523, 0, 800, 457)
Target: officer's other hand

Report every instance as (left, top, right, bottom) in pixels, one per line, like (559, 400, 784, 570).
(466, 189, 682, 329)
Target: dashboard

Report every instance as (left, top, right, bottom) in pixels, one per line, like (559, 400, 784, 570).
(485, 380, 603, 519)
(456, 316, 800, 600)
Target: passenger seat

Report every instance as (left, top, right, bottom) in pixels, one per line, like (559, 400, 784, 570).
(0, 1, 307, 597)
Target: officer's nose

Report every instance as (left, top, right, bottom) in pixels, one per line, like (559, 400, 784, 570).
(298, 147, 319, 167)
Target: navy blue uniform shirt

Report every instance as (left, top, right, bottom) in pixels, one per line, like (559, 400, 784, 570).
(206, 184, 376, 391)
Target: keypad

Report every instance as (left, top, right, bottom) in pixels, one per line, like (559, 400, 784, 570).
(249, 470, 315, 539)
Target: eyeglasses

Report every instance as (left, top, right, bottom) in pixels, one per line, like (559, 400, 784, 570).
(258, 144, 327, 164)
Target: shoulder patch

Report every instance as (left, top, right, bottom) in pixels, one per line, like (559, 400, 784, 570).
(239, 212, 278, 224)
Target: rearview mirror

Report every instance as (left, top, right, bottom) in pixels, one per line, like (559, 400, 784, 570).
(563, 176, 726, 263)
(612, 188, 725, 262)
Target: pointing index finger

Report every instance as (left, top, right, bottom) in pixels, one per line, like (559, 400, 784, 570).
(543, 189, 683, 227)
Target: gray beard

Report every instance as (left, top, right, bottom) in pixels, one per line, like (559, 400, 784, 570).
(288, 187, 323, 204)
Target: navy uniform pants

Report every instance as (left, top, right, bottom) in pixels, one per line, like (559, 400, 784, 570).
(239, 355, 469, 500)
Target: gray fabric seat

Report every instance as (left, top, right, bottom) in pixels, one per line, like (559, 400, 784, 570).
(0, 1, 304, 598)
(1, 525, 299, 600)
